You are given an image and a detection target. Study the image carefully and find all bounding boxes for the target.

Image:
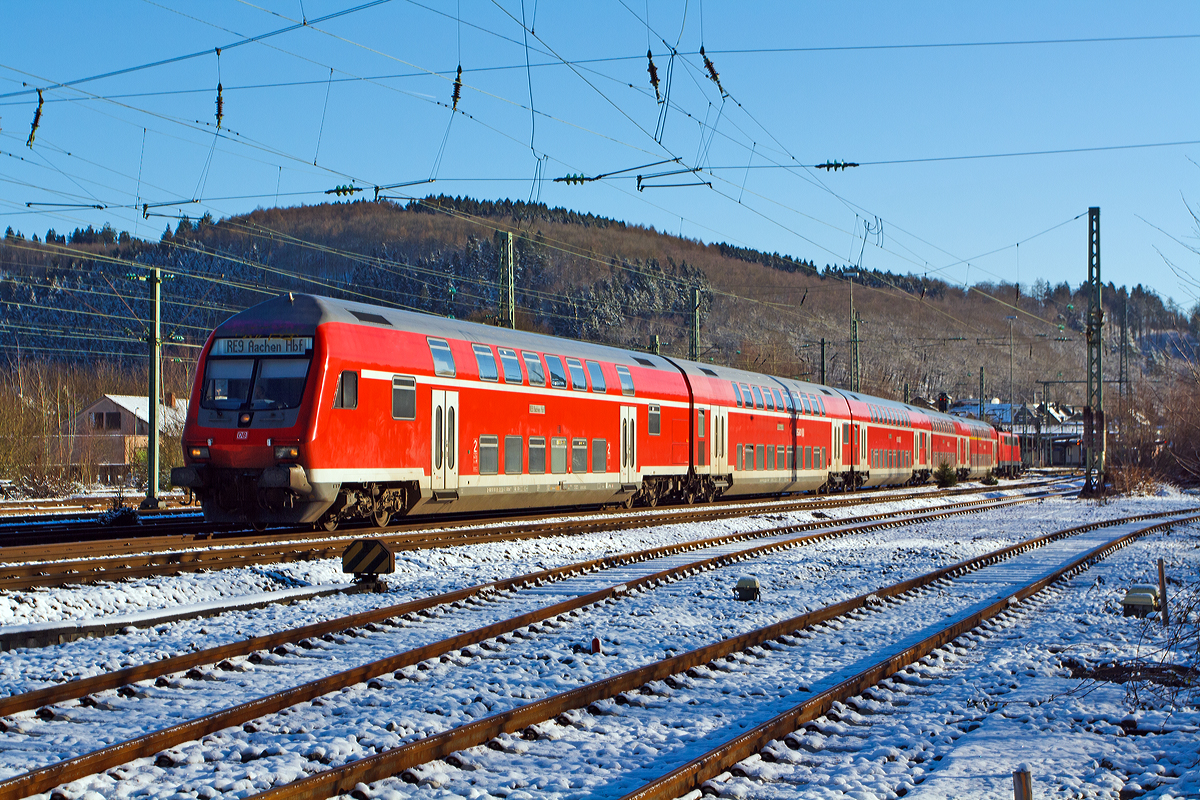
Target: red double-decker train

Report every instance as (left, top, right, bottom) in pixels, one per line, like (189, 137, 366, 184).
(171, 293, 1018, 529)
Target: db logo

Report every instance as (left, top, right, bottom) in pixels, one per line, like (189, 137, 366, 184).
(237, 431, 248, 440)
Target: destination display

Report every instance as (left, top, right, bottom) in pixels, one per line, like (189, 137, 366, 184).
(212, 337, 313, 356)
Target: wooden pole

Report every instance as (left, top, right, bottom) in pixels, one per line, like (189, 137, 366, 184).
(1159, 557, 1169, 627)
(1013, 768, 1032, 800)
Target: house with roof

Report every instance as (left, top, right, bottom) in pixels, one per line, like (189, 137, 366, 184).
(72, 394, 189, 484)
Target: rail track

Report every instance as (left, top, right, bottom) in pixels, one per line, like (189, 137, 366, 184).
(0, 490, 1179, 800)
(0, 479, 1061, 590)
(0, 485, 1062, 715)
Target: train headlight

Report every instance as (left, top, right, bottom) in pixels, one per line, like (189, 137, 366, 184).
(274, 445, 300, 461)
(188, 445, 210, 460)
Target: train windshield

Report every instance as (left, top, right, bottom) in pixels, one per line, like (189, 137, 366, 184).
(201, 356, 311, 411)
(202, 359, 254, 410)
(252, 358, 310, 409)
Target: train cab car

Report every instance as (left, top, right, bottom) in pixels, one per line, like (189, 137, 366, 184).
(173, 293, 695, 529)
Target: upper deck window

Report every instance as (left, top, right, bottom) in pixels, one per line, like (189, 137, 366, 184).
(472, 344, 499, 382)
(801, 395, 812, 415)
(522, 351, 546, 386)
(771, 389, 784, 410)
(763, 389, 774, 411)
(732, 382, 743, 408)
(565, 357, 588, 391)
(544, 355, 568, 388)
(615, 365, 635, 396)
(497, 347, 523, 384)
(751, 386, 764, 410)
(585, 361, 606, 393)
(428, 338, 456, 377)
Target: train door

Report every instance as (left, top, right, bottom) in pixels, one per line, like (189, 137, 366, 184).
(696, 406, 709, 472)
(620, 405, 638, 483)
(431, 389, 459, 495)
(713, 406, 728, 472)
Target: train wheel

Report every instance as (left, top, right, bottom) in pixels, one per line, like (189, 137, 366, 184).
(373, 506, 390, 528)
(321, 516, 339, 532)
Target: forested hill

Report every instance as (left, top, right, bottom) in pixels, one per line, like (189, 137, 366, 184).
(0, 196, 1192, 407)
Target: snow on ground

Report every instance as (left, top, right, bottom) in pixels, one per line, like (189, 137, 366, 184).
(0, 481, 1196, 800)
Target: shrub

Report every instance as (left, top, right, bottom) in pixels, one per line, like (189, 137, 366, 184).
(981, 472, 998, 486)
(934, 461, 958, 488)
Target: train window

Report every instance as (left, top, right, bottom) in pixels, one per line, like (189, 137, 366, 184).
(805, 446, 812, 470)
(497, 348, 523, 384)
(778, 446, 787, 470)
(252, 358, 310, 410)
(698, 408, 706, 434)
(732, 382, 743, 408)
(736, 444, 744, 471)
(504, 435, 523, 474)
(781, 391, 793, 412)
(592, 438, 606, 473)
(786, 446, 794, 469)
(756, 444, 765, 471)
(544, 355, 569, 388)
(648, 404, 661, 435)
(572, 438, 588, 473)
(750, 386, 764, 409)
(565, 358, 588, 391)
(616, 365, 635, 396)
(522, 351, 546, 386)
(472, 344, 499, 382)
(202, 358, 254, 410)
(479, 435, 499, 475)
(434, 407, 444, 470)
(428, 338, 456, 377)
(799, 395, 810, 415)
(333, 370, 358, 409)
(447, 407, 456, 468)
(528, 437, 546, 474)
(771, 389, 784, 410)
(586, 361, 606, 393)
(392, 376, 416, 420)
(817, 395, 826, 416)
(763, 390, 774, 411)
(551, 437, 568, 474)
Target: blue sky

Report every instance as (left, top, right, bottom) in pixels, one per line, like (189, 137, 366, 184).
(2, 1, 1198, 311)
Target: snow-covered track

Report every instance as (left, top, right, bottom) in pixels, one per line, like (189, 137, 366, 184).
(0, 490, 1071, 799)
(233, 510, 1196, 800)
(0, 489, 1062, 714)
(0, 480, 1060, 591)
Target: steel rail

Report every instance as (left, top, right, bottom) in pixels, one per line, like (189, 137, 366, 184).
(617, 512, 1200, 800)
(0, 490, 1055, 719)
(0, 495, 1171, 800)
(0, 480, 1063, 591)
(0, 492, 1072, 800)
(232, 508, 1200, 800)
(1, 479, 1058, 558)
